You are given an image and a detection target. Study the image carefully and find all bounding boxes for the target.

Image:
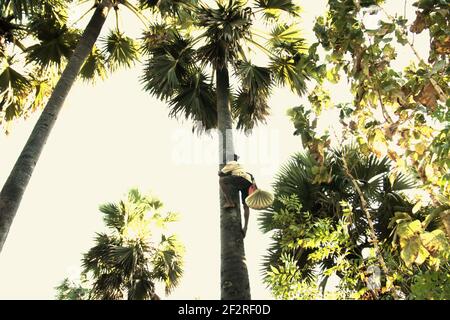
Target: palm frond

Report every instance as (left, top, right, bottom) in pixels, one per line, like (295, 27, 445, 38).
(110, 245, 141, 277)
(270, 54, 309, 95)
(168, 70, 217, 130)
(254, 0, 300, 20)
(234, 60, 272, 96)
(152, 234, 184, 295)
(141, 31, 195, 100)
(232, 87, 270, 130)
(127, 272, 156, 300)
(26, 25, 80, 68)
(82, 233, 121, 276)
(79, 45, 107, 83)
(99, 202, 125, 231)
(0, 63, 30, 123)
(102, 30, 139, 71)
(268, 23, 306, 55)
(91, 272, 124, 300)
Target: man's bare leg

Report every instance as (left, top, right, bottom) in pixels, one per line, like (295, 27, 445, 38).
(219, 178, 236, 208)
(242, 205, 250, 238)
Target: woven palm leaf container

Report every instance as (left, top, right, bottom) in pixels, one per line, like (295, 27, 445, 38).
(245, 189, 274, 210)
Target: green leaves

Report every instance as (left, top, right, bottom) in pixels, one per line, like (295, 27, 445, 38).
(195, 0, 252, 67)
(394, 218, 450, 268)
(168, 70, 217, 131)
(142, 30, 194, 99)
(232, 87, 270, 130)
(0, 63, 30, 123)
(235, 60, 272, 96)
(79, 46, 107, 83)
(254, 0, 300, 20)
(102, 30, 139, 71)
(268, 23, 306, 54)
(270, 55, 309, 95)
(26, 25, 79, 69)
(232, 60, 273, 129)
(0, 0, 39, 20)
(81, 189, 184, 300)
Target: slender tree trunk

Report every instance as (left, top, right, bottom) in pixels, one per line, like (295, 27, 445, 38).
(341, 156, 398, 300)
(0, 1, 113, 253)
(216, 65, 251, 300)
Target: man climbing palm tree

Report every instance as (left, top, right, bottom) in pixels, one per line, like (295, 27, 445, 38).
(219, 154, 255, 238)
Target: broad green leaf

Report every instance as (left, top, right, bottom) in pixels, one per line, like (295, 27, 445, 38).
(400, 236, 420, 267)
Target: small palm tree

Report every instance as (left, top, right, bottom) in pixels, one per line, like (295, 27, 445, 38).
(142, 0, 319, 299)
(0, 0, 191, 252)
(259, 146, 417, 291)
(81, 188, 184, 300)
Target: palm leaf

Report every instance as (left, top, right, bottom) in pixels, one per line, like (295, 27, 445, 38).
(232, 87, 270, 130)
(270, 55, 309, 95)
(254, 0, 300, 20)
(26, 26, 80, 68)
(79, 45, 107, 82)
(234, 60, 272, 96)
(0, 64, 30, 122)
(268, 23, 306, 55)
(168, 70, 217, 131)
(152, 234, 184, 295)
(99, 202, 125, 231)
(102, 30, 139, 71)
(142, 31, 195, 100)
(127, 272, 156, 300)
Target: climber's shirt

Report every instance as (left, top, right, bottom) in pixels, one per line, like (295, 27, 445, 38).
(221, 161, 253, 184)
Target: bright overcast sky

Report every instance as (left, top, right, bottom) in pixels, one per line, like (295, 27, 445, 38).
(0, 0, 427, 299)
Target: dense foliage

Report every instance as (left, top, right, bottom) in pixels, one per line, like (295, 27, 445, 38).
(56, 189, 184, 300)
(261, 0, 449, 300)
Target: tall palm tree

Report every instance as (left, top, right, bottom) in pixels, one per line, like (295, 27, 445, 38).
(259, 145, 419, 293)
(0, 0, 189, 252)
(141, 0, 319, 299)
(82, 188, 184, 300)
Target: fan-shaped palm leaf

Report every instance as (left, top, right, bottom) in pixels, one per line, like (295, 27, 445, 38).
(232, 88, 269, 130)
(142, 31, 195, 99)
(26, 25, 80, 68)
(270, 55, 309, 95)
(254, 0, 300, 19)
(168, 70, 217, 130)
(102, 30, 139, 71)
(127, 271, 156, 300)
(79, 45, 107, 82)
(268, 23, 306, 55)
(152, 234, 184, 295)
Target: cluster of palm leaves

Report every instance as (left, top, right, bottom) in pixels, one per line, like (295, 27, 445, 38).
(141, 0, 322, 131)
(0, 0, 70, 130)
(259, 145, 420, 285)
(0, 0, 185, 131)
(82, 189, 184, 300)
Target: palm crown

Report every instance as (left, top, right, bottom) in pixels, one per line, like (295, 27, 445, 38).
(82, 188, 184, 300)
(142, 0, 321, 131)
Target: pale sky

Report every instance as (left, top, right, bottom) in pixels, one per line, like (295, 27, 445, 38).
(0, 1, 427, 299)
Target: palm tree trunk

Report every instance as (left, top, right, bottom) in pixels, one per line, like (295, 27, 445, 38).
(0, 1, 114, 253)
(216, 65, 251, 300)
